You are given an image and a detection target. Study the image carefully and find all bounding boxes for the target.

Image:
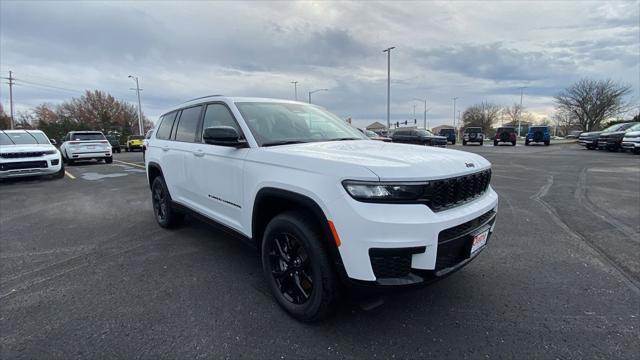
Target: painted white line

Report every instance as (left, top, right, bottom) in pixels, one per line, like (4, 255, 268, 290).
(114, 160, 145, 169)
(64, 171, 76, 179)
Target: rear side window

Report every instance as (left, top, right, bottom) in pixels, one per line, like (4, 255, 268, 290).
(174, 106, 202, 142)
(71, 133, 105, 141)
(201, 104, 241, 140)
(156, 112, 177, 140)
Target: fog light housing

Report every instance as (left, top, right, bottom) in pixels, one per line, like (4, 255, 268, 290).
(51, 159, 60, 165)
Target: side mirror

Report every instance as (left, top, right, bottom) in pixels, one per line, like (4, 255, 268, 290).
(203, 126, 245, 147)
(50, 139, 57, 145)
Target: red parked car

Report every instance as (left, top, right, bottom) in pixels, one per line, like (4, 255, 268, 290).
(494, 127, 517, 146)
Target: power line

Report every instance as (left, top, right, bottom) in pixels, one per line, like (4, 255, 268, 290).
(16, 79, 83, 94)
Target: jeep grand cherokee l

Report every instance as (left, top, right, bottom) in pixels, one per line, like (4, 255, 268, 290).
(60, 131, 112, 164)
(0, 130, 64, 179)
(145, 96, 498, 321)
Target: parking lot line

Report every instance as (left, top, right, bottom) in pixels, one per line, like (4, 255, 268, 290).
(114, 160, 145, 169)
(64, 171, 76, 179)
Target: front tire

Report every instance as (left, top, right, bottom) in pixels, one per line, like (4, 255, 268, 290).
(105, 157, 113, 164)
(261, 211, 339, 322)
(52, 163, 65, 179)
(151, 177, 184, 228)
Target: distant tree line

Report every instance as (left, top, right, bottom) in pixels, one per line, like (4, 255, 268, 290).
(0, 90, 152, 141)
(460, 78, 635, 134)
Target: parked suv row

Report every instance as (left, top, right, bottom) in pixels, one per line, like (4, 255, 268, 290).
(578, 122, 639, 151)
(146, 96, 498, 321)
(391, 128, 447, 146)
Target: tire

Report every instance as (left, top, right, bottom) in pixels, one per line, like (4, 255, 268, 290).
(105, 157, 113, 164)
(493, 140, 498, 146)
(479, 140, 483, 146)
(525, 140, 530, 146)
(512, 141, 516, 146)
(52, 163, 65, 179)
(462, 140, 467, 146)
(261, 211, 339, 322)
(633, 148, 640, 155)
(151, 177, 184, 228)
(544, 140, 550, 146)
(586, 144, 595, 150)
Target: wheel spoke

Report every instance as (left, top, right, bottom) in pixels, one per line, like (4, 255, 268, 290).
(269, 232, 313, 305)
(274, 236, 291, 264)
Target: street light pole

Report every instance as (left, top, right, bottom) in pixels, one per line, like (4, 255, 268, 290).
(128, 75, 144, 135)
(383, 46, 395, 131)
(452, 97, 458, 128)
(291, 81, 299, 101)
(308, 88, 328, 104)
(518, 86, 527, 137)
(413, 97, 427, 129)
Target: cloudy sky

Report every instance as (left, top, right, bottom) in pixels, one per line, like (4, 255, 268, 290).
(1, 1, 638, 129)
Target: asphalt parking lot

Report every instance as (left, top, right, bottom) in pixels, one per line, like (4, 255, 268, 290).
(1, 143, 639, 359)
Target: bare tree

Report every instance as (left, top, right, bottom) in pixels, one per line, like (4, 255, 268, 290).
(554, 78, 631, 131)
(0, 104, 11, 130)
(502, 103, 523, 126)
(461, 102, 502, 134)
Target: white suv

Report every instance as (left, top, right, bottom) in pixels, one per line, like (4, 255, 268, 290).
(146, 96, 498, 321)
(0, 129, 64, 179)
(59, 131, 112, 165)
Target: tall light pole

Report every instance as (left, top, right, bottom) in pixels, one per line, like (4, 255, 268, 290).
(413, 97, 427, 129)
(383, 46, 395, 131)
(308, 88, 328, 104)
(452, 97, 458, 128)
(128, 75, 143, 135)
(291, 81, 299, 101)
(518, 86, 527, 137)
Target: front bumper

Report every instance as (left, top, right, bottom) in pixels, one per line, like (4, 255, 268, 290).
(0, 155, 62, 178)
(328, 187, 499, 285)
(578, 139, 595, 146)
(621, 140, 640, 149)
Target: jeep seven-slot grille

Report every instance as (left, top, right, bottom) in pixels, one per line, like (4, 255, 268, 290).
(426, 169, 491, 212)
(0, 151, 47, 158)
(0, 161, 48, 171)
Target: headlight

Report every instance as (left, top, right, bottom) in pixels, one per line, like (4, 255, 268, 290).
(342, 180, 427, 202)
(44, 150, 57, 155)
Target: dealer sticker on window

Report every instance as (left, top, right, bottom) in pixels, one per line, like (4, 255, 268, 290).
(471, 229, 489, 255)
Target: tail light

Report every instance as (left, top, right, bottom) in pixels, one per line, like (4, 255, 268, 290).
(99, 140, 109, 144)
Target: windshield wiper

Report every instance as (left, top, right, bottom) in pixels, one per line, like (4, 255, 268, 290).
(262, 140, 311, 147)
(326, 137, 362, 141)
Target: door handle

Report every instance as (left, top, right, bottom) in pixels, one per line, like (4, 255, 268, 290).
(193, 149, 205, 157)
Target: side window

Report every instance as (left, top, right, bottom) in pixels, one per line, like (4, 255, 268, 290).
(156, 112, 177, 140)
(174, 106, 202, 142)
(201, 104, 241, 141)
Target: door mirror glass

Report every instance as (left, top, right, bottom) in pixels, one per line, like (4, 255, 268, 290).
(203, 126, 244, 146)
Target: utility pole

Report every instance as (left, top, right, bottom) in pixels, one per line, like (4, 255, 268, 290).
(383, 46, 395, 131)
(128, 75, 144, 135)
(452, 97, 458, 128)
(412, 104, 416, 121)
(3, 71, 15, 129)
(518, 86, 527, 137)
(291, 81, 299, 101)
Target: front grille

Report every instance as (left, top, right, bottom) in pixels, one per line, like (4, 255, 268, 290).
(426, 169, 491, 212)
(0, 151, 47, 158)
(369, 247, 425, 279)
(0, 161, 48, 171)
(439, 210, 496, 243)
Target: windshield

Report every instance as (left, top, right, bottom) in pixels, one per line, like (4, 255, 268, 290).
(464, 128, 481, 133)
(416, 129, 434, 136)
(0, 131, 50, 145)
(72, 133, 105, 141)
(363, 129, 378, 138)
(626, 123, 640, 132)
(235, 102, 366, 146)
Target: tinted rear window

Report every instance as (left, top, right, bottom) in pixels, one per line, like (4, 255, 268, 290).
(175, 106, 202, 142)
(71, 133, 105, 141)
(465, 128, 481, 133)
(530, 127, 547, 132)
(156, 112, 177, 140)
(498, 128, 515, 132)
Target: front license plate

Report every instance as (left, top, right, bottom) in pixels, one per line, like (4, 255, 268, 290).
(471, 229, 489, 255)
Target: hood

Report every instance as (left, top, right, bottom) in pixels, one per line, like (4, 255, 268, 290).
(0, 143, 57, 153)
(623, 131, 640, 138)
(580, 131, 603, 137)
(600, 131, 626, 138)
(261, 140, 491, 181)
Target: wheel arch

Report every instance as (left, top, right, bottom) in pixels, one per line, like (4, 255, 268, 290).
(147, 161, 163, 190)
(251, 187, 344, 270)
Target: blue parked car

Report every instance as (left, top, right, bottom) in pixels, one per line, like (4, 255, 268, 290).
(525, 125, 550, 146)
(438, 128, 457, 145)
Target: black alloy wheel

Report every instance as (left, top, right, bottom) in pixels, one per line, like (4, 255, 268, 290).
(151, 177, 183, 228)
(268, 232, 313, 305)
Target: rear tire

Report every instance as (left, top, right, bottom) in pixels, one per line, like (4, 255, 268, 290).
(261, 211, 339, 322)
(493, 140, 498, 146)
(462, 140, 467, 146)
(105, 157, 113, 164)
(479, 140, 483, 146)
(512, 141, 516, 146)
(151, 177, 184, 228)
(525, 140, 530, 146)
(544, 140, 550, 146)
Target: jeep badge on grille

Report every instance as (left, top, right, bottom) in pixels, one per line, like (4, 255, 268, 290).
(465, 162, 475, 168)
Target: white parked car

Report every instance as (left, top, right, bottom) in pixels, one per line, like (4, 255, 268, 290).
(59, 131, 112, 165)
(145, 96, 498, 321)
(0, 129, 64, 179)
(621, 124, 640, 154)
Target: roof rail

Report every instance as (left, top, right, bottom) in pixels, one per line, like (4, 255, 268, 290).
(180, 94, 224, 104)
